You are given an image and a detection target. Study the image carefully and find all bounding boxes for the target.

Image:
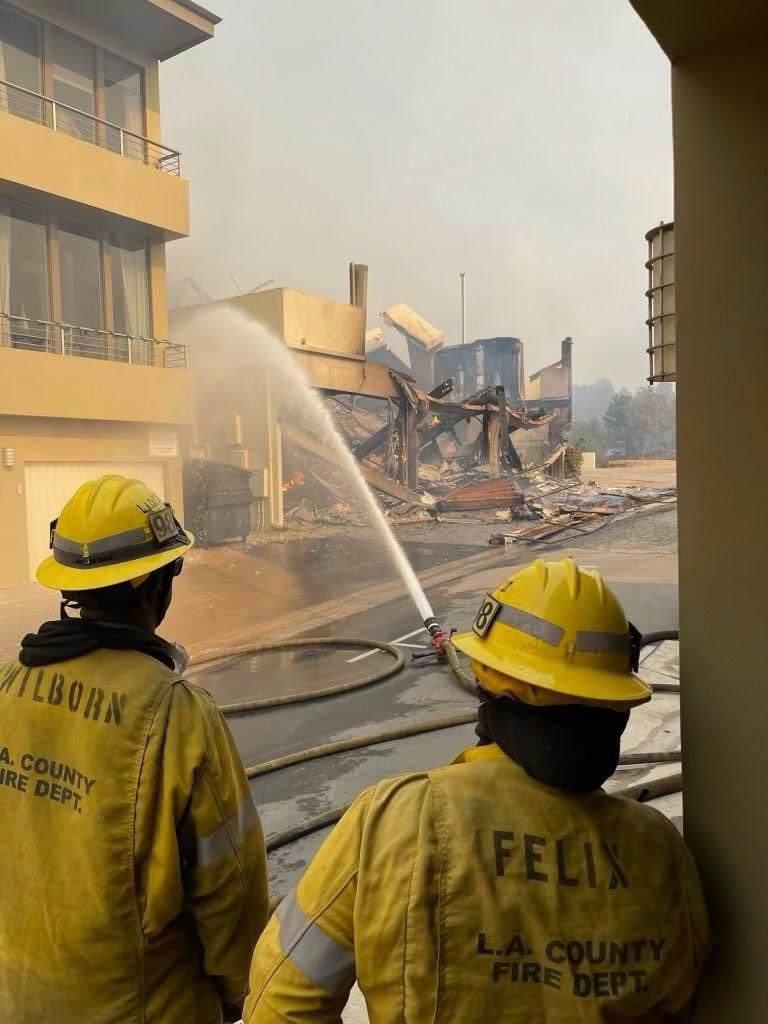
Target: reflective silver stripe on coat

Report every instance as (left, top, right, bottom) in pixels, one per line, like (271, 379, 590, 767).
(575, 630, 631, 654)
(196, 794, 260, 867)
(496, 604, 565, 646)
(275, 890, 355, 993)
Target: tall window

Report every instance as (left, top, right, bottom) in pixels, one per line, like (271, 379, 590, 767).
(52, 27, 96, 143)
(104, 52, 144, 158)
(110, 233, 150, 337)
(0, 5, 42, 122)
(0, 201, 153, 357)
(0, 10, 148, 161)
(0, 201, 49, 349)
(58, 219, 102, 330)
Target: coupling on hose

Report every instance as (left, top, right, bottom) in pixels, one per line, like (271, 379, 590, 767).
(412, 616, 450, 665)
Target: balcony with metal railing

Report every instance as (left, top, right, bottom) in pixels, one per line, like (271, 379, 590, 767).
(0, 79, 181, 176)
(0, 313, 188, 369)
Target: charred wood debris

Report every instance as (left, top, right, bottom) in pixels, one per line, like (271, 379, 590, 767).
(281, 371, 676, 546)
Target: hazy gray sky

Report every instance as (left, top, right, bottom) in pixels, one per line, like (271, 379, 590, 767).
(161, 0, 671, 387)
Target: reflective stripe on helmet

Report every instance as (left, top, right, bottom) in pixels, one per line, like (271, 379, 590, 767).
(276, 890, 355, 993)
(195, 793, 260, 868)
(494, 604, 631, 656)
(494, 603, 565, 647)
(574, 630, 631, 655)
(52, 515, 188, 569)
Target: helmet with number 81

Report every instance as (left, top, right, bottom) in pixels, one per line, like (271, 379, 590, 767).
(451, 557, 651, 710)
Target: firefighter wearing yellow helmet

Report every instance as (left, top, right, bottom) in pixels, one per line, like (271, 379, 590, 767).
(0, 475, 268, 1024)
(245, 557, 709, 1023)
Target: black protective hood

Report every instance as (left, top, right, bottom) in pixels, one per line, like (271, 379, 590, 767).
(476, 694, 629, 794)
(19, 619, 182, 671)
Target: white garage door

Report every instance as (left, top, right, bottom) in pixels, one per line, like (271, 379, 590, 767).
(25, 462, 166, 582)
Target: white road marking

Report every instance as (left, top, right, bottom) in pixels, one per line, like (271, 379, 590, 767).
(346, 626, 427, 663)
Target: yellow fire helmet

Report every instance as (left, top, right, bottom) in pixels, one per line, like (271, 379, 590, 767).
(36, 474, 194, 592)
(451, 557, 652, 709)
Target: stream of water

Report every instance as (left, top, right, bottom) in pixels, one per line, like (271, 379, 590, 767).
(179, 307, 436, 624)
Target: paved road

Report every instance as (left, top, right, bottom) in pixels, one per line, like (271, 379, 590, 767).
(190, 544, 679, 896)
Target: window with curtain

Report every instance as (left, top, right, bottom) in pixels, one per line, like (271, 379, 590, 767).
(110, 233, 150, 336)
(58, 219, 102, 349)
(110, 232, 151, 363)
(0, 202, 49, 349)
(51, 27, 96, 143)
(0, 5, 42, 122)
(10, 204, 48, 332)
(104, 52, 145, 160)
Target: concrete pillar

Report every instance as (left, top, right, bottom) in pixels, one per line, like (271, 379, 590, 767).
(672, 33, 768, 1020)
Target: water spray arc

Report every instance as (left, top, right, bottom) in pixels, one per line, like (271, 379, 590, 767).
(278, 345, 437, 628)
(183, 307, 438, 633)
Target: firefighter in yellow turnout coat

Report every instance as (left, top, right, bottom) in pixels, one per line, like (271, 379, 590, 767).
(0, 476, 268, 1023)
(245, 558, 709, 1023)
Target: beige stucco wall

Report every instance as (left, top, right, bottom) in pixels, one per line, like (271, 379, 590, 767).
(169, 290, 397, 527)
(527, 364, 568, 402)
(0, 110, 189, 238)
(0, 417, 185, 587)
(0, 347, 194, 425)
(538, 363, 569, 398)
(171, 288, 366, 360)
(282, 289, 365, 358)
(0, 2, 190, 239)
(671, 32, 768, 1022)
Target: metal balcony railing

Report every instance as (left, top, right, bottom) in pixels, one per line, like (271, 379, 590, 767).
(0, 80, 181, 175)
(0, 313, 188, 369)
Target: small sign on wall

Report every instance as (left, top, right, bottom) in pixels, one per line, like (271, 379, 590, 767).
(149, 432, 179, 458)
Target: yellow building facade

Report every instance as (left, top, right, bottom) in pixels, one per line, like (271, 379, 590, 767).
(0, 0, 218, 587)
(170, 287, 398, 528)
(630, 2, 768, 1018)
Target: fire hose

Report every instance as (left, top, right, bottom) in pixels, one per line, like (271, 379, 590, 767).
(190, 629, 683, 854)
(192, 637, 407, 714)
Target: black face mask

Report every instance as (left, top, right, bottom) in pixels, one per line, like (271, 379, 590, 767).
(476, 696, 629, 794)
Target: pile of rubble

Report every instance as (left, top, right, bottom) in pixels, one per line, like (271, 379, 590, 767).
(280, 382, 675, 540)
(280, 397, 676, 544)
(486, 477, 677, 547)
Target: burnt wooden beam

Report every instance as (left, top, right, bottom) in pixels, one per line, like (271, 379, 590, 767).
(406, 399, 420, 490)
(353, 380, 451, 460)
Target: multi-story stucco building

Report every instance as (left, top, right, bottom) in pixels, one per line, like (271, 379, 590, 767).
(0, 0, 219, 587)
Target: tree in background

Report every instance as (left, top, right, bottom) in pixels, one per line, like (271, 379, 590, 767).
(603, 389, 634, 455)
(571, 378, 616, 421)
(602, 387, 675, 458)
(568, 382, 676, 463)
(568, 417, 609, 463)
(625, 387, 675, 457)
